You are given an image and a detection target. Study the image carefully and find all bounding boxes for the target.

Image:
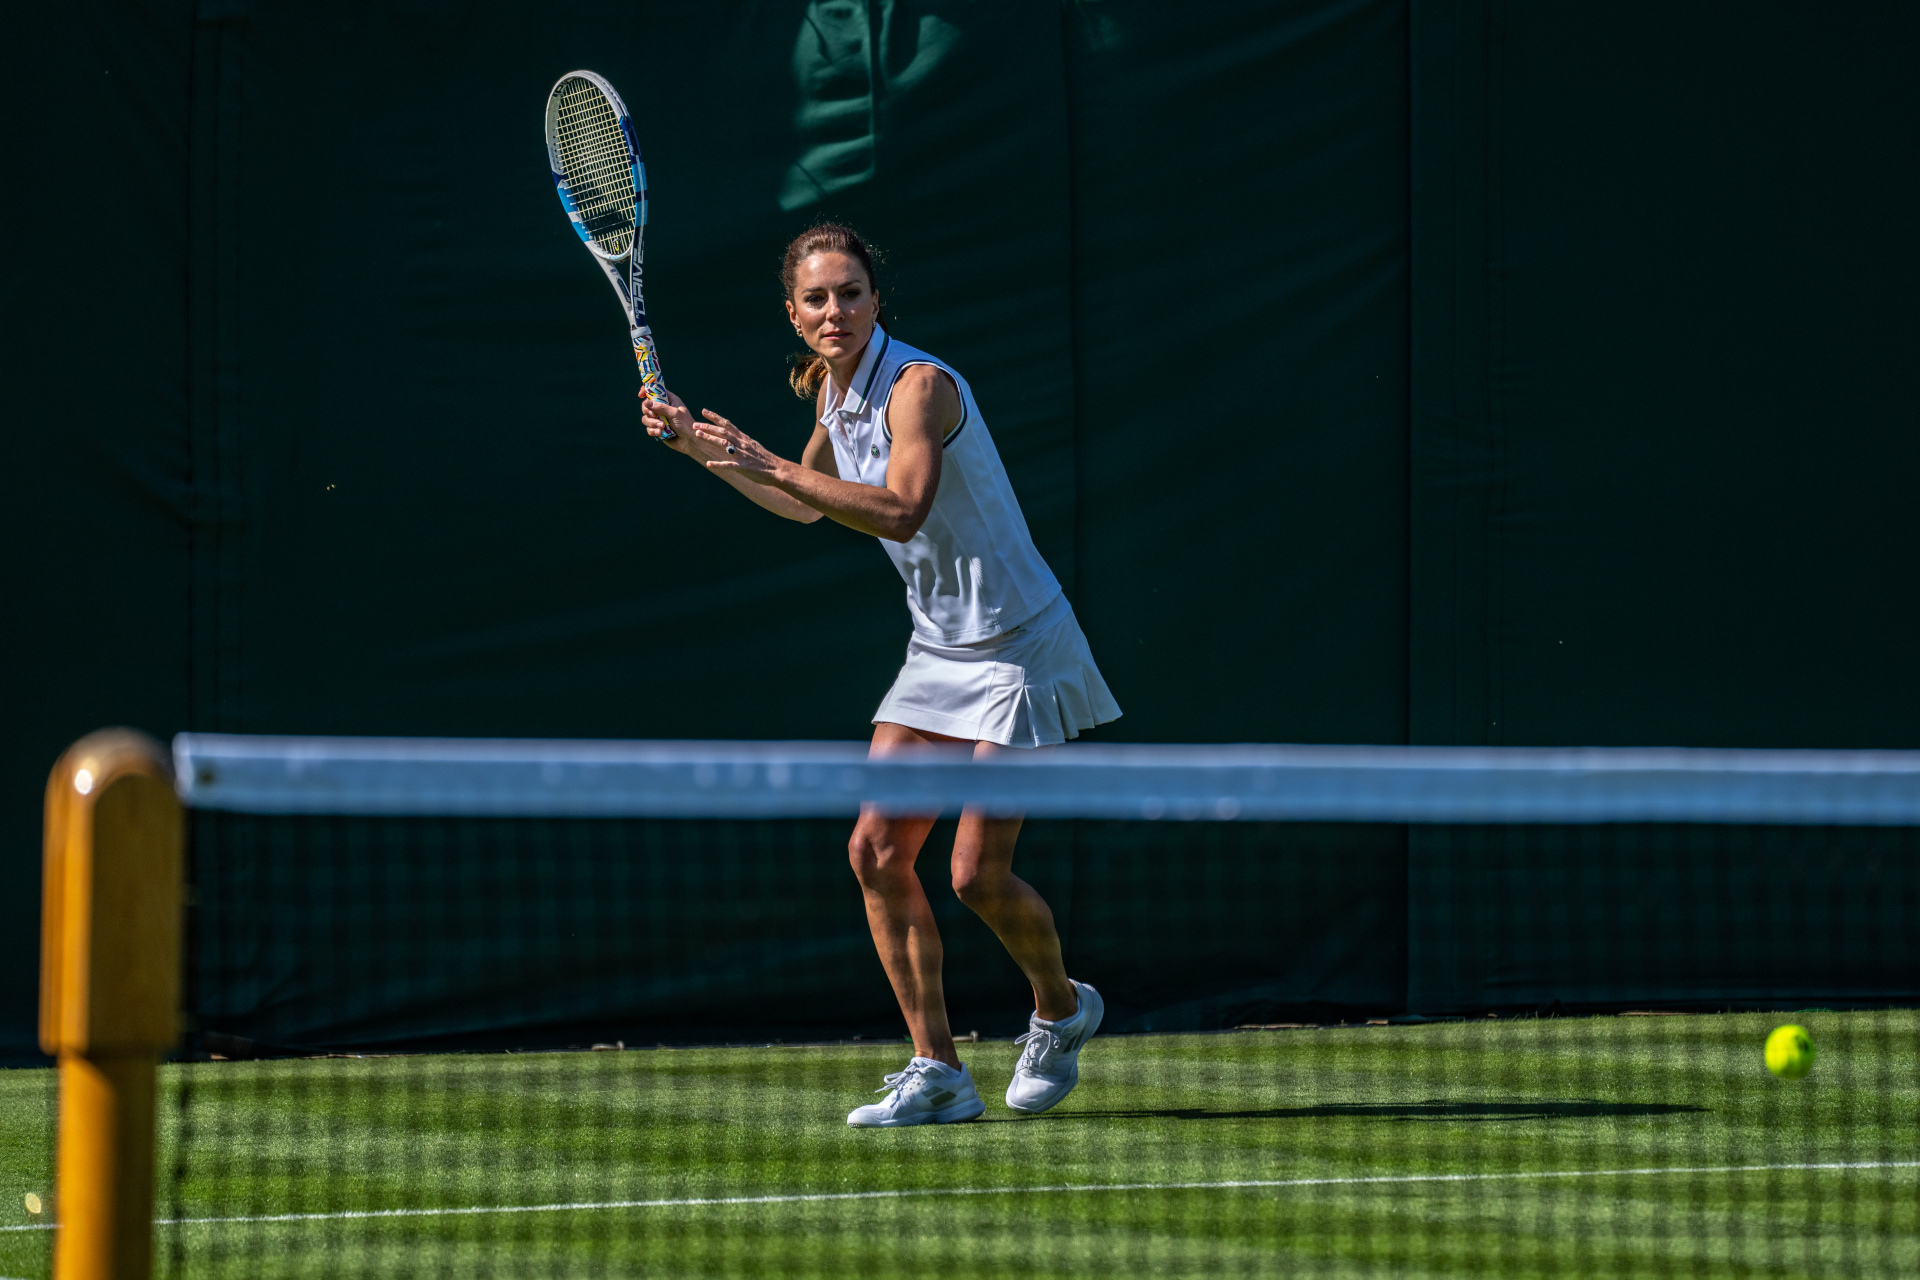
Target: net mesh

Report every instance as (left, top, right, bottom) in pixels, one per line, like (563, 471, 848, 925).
(155, 738, 1919, 1278)
(550, 77, 636, 258)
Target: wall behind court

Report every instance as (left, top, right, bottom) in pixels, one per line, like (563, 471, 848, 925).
(2, 0, 1411, 1057)
(3, 1, 1914, 1057)
(1407, 1, 1920, 1012)
(0, 0, 195, 1064)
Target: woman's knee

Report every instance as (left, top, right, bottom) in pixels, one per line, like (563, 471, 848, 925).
(849, 829, 914, 890)
(951, 862, 1005, 910)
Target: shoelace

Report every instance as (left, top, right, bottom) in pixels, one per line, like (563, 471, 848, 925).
(1013, 1025, 1062, 1074)
(875, 1061, 935, 1100)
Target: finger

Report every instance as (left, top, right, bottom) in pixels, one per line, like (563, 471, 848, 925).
(698, 424, 750, 452)
(701, 410, 739, 430)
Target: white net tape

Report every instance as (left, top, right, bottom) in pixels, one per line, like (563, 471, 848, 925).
(174, 735, 1920, 823)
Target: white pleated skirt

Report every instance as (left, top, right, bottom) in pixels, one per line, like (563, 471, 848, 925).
(872, 593, 1123, 748)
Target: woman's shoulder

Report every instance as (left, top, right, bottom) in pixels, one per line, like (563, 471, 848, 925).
(885, 353, 961, 403)
(882, 360, 963, 443)
(877, 332, 948, 373)
(889, 361, 951, 391)
(878, 334, 964, 394)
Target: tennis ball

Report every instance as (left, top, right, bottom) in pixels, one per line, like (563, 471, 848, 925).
(1765, 1024, 1815, 1079)
(23, 1192, 41, 1216)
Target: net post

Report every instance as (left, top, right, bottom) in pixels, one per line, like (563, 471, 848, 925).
(40, 730, 182, 1280)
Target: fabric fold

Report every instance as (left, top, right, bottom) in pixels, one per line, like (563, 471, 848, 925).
(873, 593, 1121, 748)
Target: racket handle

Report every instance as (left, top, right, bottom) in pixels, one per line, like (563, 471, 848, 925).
(633, 330, 675, 441)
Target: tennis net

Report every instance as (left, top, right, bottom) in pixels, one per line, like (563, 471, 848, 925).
(136, 737, 1920, 1275)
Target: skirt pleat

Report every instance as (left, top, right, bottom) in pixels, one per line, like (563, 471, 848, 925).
(873, 593, 1122, 748)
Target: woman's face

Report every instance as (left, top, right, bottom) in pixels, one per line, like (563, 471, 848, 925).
(786, 252, 877, 364)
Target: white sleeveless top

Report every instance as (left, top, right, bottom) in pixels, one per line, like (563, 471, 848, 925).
(822, 328, 1061, 643)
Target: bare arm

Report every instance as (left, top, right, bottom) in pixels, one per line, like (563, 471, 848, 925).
(688, 365, 959, 542)
(641, 390, 827, 524)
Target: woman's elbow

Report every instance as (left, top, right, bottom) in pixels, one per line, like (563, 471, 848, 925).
(879, 515, 926, 543)
(879, 499, 934, 542)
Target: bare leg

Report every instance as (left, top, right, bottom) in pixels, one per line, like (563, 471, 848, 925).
(851, 725, 1081, 1068)
(951, 742, 1079, 1022)
(849, 725, 958, 1067)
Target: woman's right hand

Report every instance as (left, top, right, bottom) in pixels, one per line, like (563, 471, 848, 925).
(640, 390, 698, 452)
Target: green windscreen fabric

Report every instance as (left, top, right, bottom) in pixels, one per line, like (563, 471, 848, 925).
(1066, 0, 1411, 747)
(1407, 2, 1920, 1012)
(1, 1, 1413, 1057)
(1061, 0, 1413, 1024)
(175, 0, 1411, 1044)
(184, 1, 1411, 749)
(1411, 1, 1920, 748)
(0, 0, 194, 1062)
(189, 813, 1406, 1051)
(184, 2, 1071, 742)
(1408, 825, 1920, 1017)
(7, 1, 1918, 1056)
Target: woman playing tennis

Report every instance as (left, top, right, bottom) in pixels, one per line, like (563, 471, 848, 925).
(639, 224, 1121, 1127)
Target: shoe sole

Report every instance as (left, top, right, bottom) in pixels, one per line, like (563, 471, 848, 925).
(847, 1095, 987, 1128)
(1006, 983, 1106, 1115)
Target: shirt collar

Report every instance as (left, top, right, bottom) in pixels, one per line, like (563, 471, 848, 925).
(820, 327, 892, 426)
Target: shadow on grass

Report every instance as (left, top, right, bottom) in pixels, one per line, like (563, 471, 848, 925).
(1034, 1099, 1707, 1124)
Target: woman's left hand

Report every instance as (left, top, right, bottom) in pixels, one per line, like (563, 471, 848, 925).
(692, 411, 787, 485)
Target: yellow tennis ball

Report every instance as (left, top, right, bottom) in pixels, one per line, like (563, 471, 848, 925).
(1765, 1024, 1815, 1079)
(23, 1192, 41, 1215)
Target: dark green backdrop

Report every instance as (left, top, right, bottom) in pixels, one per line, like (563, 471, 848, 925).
(4, 2, 1914, 1057)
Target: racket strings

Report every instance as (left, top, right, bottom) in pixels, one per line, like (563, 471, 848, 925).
(552, 79, 637, 257)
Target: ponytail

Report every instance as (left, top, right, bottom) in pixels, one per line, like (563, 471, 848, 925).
(789, 350, 831, 400)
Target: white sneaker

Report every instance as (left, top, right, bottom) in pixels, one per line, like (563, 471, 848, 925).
(1006, 980, 1104, 1114)
(846, 1057, 986, 1128)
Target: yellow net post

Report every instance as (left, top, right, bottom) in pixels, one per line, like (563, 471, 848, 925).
(40, 730, 182, 1280)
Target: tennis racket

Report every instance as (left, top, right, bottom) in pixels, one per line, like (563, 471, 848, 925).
(544, 70, 674, 441)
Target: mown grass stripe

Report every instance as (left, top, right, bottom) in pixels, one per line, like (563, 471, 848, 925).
(5, 1159, 1903, 1233)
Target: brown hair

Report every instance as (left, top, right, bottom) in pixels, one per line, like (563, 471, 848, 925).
(782, 223, 883, 399)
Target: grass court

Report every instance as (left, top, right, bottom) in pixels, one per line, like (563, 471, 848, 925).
(3, 1010, 1914, 1277)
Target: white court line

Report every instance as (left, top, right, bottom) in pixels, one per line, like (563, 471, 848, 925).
(5, 1160, 1907, 1232)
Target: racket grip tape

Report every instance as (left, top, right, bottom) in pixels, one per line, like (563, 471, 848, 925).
(633, 331, 675, 441)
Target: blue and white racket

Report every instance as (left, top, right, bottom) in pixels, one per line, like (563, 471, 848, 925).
(544, 70, 674, 441)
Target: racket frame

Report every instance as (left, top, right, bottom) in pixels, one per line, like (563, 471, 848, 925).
(545, 70, 673, 440)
